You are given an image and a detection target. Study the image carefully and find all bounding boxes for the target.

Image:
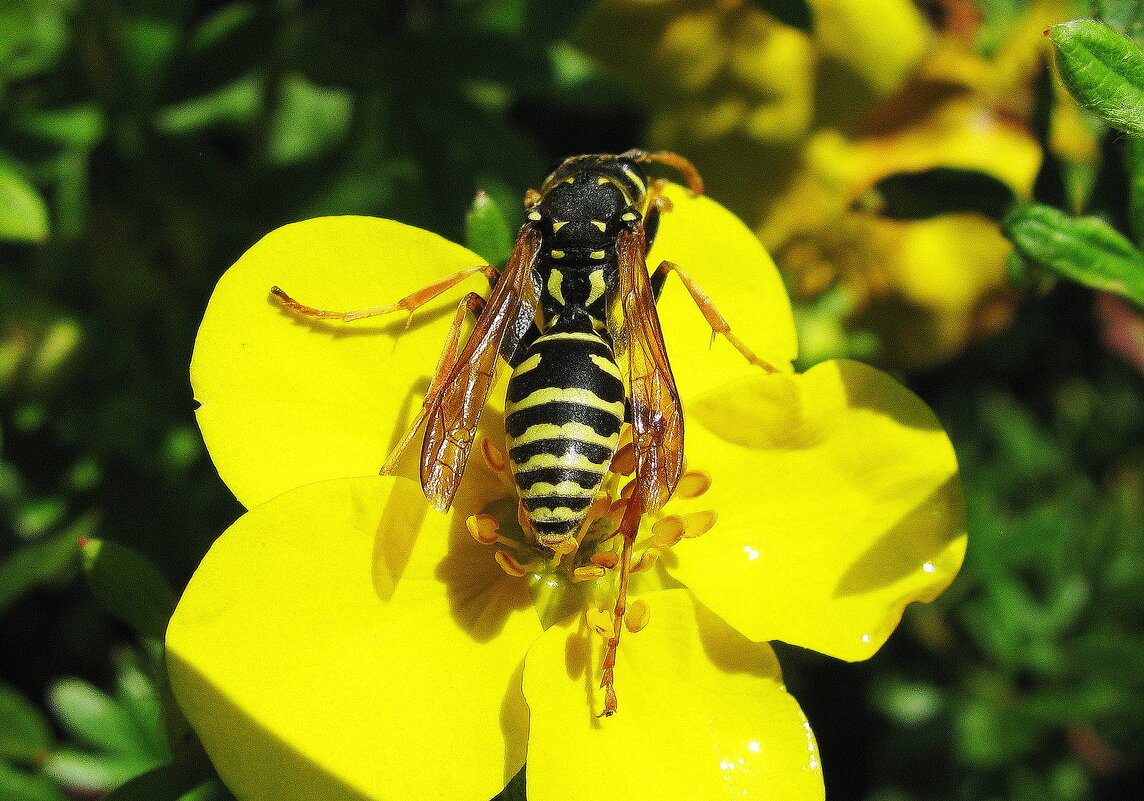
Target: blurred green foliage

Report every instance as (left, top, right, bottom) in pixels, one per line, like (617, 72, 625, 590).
(0, 1, 1141, 800)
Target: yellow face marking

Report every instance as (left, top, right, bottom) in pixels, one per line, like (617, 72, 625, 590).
(597, 177, 610, 184)
(586, 269, 607, 305)
(546, 270, 565, 305)
(621, 163, 647, 196)
(550, 250, 565, 259)
(591, 220, 606, 232)
(527, 210, 542, 221)
(564, 176, 576, 184)
(621, 211, 639, 222)
(552, 220, 568, 232)
(589, 250, 606, 260)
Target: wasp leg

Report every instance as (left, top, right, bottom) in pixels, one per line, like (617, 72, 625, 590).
(651, 260, 779, 374)
(598, 484, 645, 717)
(271, 264, 499, 324)
(381, 293, 487, 475)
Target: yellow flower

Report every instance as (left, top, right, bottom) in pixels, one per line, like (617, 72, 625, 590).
(168, 186, 966, 800)
(577, 0, 1096, 367)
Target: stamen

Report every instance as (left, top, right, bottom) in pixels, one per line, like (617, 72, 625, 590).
(650, 515, 685, 548)
(631, 548, 659, 573)
(494, 550, 529, 577)
(572, 565, 606, 582)
(590, 550, 619, 569)
(676, 470, 712, 499)
(481, 438, 509, 472)
(611, 443, 637, 476)
(682, 510, 718, 538)
(466, 514, 500, 545)
(625, 599, 650, 633)
(587, 607, 613, 637)
(550, 537, 579, 557)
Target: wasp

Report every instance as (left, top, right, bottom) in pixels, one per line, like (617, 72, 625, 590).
(272, 150, 773, 715)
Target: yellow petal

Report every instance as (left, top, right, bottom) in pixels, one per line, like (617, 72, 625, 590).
(192, 216, 489, 508)
(523, 590, 823, 801)
(166, 475, 542, 801)
(650, 183, 798, 398)
(671, 359, 966, 660)
(809, 0, 930, 96)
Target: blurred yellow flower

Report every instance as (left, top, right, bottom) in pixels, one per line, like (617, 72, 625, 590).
(168, 187, 965, 800)
(578, 0, 1094, 366)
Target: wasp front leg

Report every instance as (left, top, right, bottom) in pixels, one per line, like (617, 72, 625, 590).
(651, 260, 779, 374)
(271, 264, 499, 326)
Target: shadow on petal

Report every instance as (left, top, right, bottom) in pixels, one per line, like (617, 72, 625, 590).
(168, 654, 382, 801)
(832, 474, 967, 597)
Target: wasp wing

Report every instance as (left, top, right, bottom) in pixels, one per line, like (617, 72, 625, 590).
(420, 226, 542, 511)
(612, 227, 684, 512)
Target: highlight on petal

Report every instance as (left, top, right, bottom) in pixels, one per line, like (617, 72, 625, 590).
(671, 359, 966, 661)
(166, 475, 542, 801)
(523, 589, 823, 801)
(192, 216, 488, 508)
(650, 183, 798, 398)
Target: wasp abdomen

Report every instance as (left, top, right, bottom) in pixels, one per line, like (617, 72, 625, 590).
(505, 319, 623, 545)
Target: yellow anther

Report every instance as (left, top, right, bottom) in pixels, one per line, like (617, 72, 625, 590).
(676, 470, 713, 499)
(516, 502, 531, 533)
(590, 550, 619, 569)
(494, 550, 528, 577)
(650, 515, 685, 548)
(631, 548, 659, 573)
(587, 607, 613, 637)
(625, 599, 650, 633)
(682, 509, 718, 538)
(481, 438, 509, 472)
(466, 514, 500, 546)
(611, 443, 636, 476)
(572, 565, 606, 582)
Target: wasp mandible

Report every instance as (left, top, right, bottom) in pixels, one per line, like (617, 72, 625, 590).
(272, 150, 775, 715)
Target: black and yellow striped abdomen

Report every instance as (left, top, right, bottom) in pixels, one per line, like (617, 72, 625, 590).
(505, 317, 624, 546)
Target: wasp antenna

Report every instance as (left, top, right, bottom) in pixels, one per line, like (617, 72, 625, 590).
(623, 149, 704, 196)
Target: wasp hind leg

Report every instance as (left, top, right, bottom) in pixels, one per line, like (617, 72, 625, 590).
(271, 264, 499, 325)
(651, 260, 779, 374)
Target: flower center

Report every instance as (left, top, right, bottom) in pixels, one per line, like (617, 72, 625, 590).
(466, 429, 718, 629)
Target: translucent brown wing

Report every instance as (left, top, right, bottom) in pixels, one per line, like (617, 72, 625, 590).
(420, 226, 542, 511)
(613, 226, 684, 512)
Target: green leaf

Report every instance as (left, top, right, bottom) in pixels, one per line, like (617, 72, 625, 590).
(862, 168, 1019, 222)
(1127, 135, 1144, 242)
(80, 538, 177, 641)
(18, 106, 106, 150)
(267, 74, 353, 166)
(1048, 19, 1144, 136)
(102, 763, 207, 801)
(465, 190, 515, 266)
(0, 528, 82, 616)
(47, 679, 149, 756)
(41, 749, 151, 795)
(0, 161, 49, 242)
(0, 3, 69, 80)
(0, 683, 53, 762)
(1093, 0, 1144, 45)
(746, 0, 814, 33)
(0, 761, 68, 801)
(1004, 204, 1144, 307)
